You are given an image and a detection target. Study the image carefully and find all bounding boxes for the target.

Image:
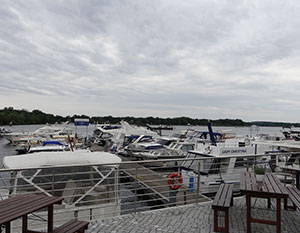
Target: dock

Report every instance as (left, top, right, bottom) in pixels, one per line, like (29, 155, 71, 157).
(119, 156, 210, 206)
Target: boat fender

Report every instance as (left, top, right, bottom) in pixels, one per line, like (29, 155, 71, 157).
(245, 138, 250, 146)
(167, 173, 183, 190)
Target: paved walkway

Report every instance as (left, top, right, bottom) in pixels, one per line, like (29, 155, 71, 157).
(87, 197, 300, 233)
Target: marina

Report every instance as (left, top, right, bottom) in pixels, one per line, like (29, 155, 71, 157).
(2, 0, 300, 231)
(1, 123, 300, 232)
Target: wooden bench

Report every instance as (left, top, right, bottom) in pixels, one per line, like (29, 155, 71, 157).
(212, 183, 233, 233)
(0, 194, 64, 233)
(284, 186, 300, 210)
(50, 219, 89, 233)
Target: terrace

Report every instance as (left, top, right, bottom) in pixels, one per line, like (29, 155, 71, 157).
(87, 197, 300, 233)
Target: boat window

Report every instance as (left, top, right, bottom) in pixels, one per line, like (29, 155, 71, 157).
(101, 132, 113, 139)
(156, 139, 172, 145)
(234, 158, 248, 168)
(171, 133, 185, 138)
(181, 145, 187, 151)
(238, 142, 246, 147)
(131, 138, 138, 143)
(181, 145, 194, 152)
(123, 137, 132, 145)
(174, 144, 181, 149)
(139, 137, 152, 143)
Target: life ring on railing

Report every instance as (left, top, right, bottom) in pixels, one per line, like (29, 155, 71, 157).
(167, 173, 183, 190)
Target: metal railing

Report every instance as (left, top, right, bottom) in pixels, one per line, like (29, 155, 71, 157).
(0, 151, 299, 232)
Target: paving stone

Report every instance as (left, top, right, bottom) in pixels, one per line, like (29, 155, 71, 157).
(87, 197, 300, 232)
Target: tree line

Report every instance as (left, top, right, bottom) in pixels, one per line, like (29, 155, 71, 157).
(0, 107, 298, 128)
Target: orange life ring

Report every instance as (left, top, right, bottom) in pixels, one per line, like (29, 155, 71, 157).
(167, 173, 183, 190)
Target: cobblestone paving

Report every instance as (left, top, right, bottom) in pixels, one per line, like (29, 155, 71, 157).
(87, 197, 300, 233)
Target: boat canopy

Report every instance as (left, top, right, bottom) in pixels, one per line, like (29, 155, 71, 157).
(3, 150, 122, 169)
(102, 125, 121, 130)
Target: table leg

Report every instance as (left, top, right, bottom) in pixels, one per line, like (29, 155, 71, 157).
(213, 209, 218, 232)
(225, 209, 229, 233)
(267, 198, 271, 209)
(22, 214, 28, 233)
(246, 194, 251, 233)
(5, 222, 10, 233)
(276, 197, 281, 233)
(284, 198, 287, 210)
(48, 204, 54, 232)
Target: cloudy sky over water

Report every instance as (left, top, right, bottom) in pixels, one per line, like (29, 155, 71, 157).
(1, 0, 300, 122)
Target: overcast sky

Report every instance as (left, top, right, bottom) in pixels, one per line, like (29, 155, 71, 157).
(1, 0, 300, 122)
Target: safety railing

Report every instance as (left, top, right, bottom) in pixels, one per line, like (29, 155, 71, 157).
(0, 151, 299, 232)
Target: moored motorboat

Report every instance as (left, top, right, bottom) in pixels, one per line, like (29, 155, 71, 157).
(180, 138, 276, 195)
(2, 150, 122, 209)
(2, 122, 74, 144)
(1, 150, 122, 227)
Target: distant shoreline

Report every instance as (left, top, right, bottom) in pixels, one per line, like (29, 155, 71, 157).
(0, 107, 299, 128)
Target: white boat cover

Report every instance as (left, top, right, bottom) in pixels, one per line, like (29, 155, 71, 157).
(3, 150, 122, 169)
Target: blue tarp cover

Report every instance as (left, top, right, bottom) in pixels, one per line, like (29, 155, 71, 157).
(42, 141, 64, 146)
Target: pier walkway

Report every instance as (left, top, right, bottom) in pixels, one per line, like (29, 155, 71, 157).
(87, 197, 300, 233)
(119, 156, 210, 205)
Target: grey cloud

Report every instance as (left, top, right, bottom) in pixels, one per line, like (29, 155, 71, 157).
(1, 0, 300, 121)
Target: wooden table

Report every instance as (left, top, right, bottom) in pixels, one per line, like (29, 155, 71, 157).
(240, 172, 289, 233)
(279, 164, 300, 189)
(0, 193, 63, 233)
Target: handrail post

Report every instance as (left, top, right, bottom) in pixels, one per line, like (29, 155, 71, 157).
(115, 167, 119, 205)
(52, 168, 54, 196)
(196, 161, 200, 204)
(134, 163, 138, 214)
(246, 158, 249, 172)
